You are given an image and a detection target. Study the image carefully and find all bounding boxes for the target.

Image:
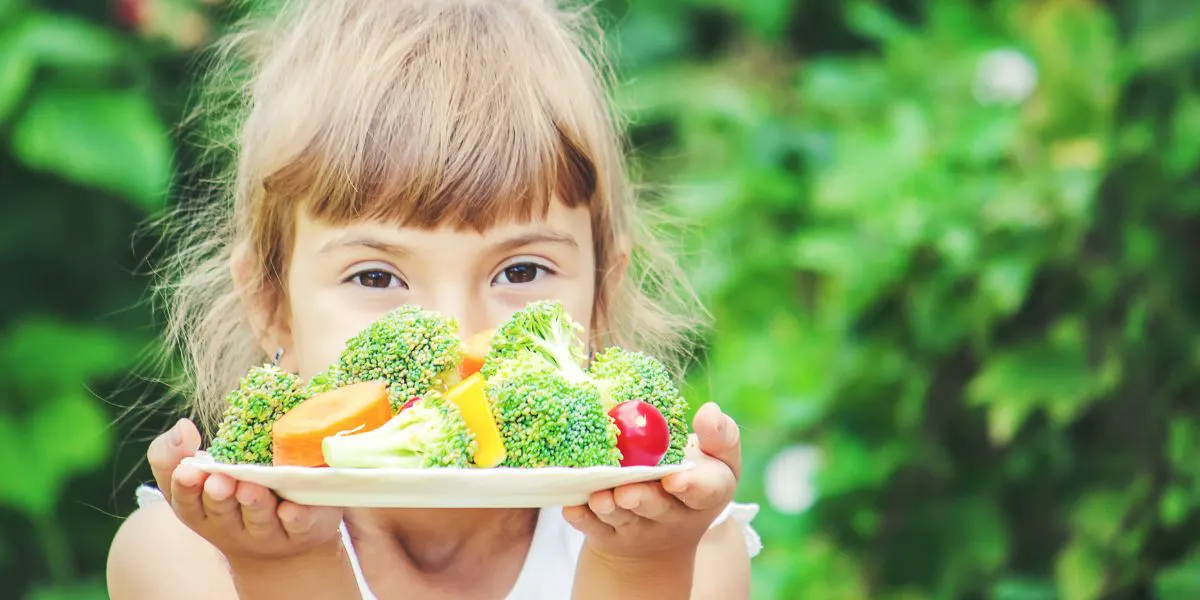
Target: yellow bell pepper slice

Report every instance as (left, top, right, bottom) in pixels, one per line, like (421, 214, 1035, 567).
(445, 373, 506, 468)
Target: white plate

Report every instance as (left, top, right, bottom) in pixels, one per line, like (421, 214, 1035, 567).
(182, 453, 691, 508)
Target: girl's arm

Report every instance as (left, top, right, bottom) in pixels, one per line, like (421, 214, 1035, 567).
(572, 518, 750, 600)
(107, 501, 359, 600)
(568, 403, 753, 600)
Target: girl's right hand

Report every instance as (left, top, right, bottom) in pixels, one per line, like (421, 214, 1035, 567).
(146, 418, 346, 562)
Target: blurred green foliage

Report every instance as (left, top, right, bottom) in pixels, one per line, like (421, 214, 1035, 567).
(0, 0, 1198, 599)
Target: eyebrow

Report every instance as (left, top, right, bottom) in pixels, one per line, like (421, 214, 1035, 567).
(489, 230, 579, 253)
(317, 234, 413, 257)
(316, 229, 579, 256)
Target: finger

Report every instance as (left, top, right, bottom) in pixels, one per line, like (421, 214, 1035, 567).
(202, 473, 243, 532)
(170, 462, 208, 526)
(614, 483, 687, 522)
(662, 454, 737, 512)
(588, 490, 638, 529)
(236, 482, 284, 540)
(692, 403, 742, 480)
(148, 418, 202, 503)
(562, 505, 614, 537)
(278, 501, 342, 543)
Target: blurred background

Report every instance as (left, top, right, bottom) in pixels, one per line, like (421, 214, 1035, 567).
(2, 0, 1199, 598)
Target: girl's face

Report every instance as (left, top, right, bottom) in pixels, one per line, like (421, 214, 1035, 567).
(279, 200, 597, 379)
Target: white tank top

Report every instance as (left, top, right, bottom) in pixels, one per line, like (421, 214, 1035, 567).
(136, 485, 762, 600)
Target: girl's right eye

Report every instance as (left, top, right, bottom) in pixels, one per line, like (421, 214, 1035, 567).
(348, 269, 406, 289)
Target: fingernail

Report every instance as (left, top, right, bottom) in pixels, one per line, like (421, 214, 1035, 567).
(169, 419, 185, 447)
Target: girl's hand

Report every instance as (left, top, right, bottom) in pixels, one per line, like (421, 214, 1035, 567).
(562, 402, 741, 564)
(146, 419, 345, 562)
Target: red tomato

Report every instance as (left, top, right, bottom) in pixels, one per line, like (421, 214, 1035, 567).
(398, 396, 422, 413)
(608, 400, 670, 467)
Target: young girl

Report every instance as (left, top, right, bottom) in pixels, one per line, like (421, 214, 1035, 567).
(107, 0, 761, 598)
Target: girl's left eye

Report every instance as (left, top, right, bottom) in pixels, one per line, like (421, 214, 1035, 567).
(349, 270, 405, 289)
(493, 262, 551, 286)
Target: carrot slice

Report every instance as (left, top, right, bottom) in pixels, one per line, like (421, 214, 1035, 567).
(458, 329, 494, 379)
(272, 381, 393, 467)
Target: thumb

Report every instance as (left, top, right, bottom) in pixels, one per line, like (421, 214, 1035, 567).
(147, 418, 202, 504)
(692, 403, 742, 481)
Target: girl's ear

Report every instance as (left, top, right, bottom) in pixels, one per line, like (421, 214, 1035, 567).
(229, 241, 295, 368)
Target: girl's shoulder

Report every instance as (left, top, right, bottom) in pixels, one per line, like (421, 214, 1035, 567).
(108, 493, 238, 599)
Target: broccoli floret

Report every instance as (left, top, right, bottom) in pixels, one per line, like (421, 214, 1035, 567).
(589, 347, 690, 465)
(486, 355, 621, 468)
(334, 305, 462, 410)
(480, 300, 589, 383)
(208, 364, 309, 464)
(305, 363, 342, 396)
(321, 393, 477, 469)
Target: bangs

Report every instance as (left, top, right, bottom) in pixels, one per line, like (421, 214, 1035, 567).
(253, 1, 601, 232)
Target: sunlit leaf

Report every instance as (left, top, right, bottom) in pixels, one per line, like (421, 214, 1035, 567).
(0, 390, 112, 518)
(0, 317, 149, 394)
(1056, 539, 1106, 600)
(1155, 554, 1200, 600)
(10, 86, 173, 210)
(967, 334, 1109, 445)
(0, 21, 33, 124)
(18, 11, 126, 72)
(845, 1, 911, 43)
(992, 578, 1059, 600)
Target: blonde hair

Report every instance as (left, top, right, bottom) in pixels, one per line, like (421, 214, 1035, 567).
(160, 0, 707, 433)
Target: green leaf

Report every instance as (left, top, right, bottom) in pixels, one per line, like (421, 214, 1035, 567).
(1155, 554, 1200, 600)
(992, 578, 1059, 600)
(1165, 95, 1200, 177)
(0, 21, 34, 124)
(1071, 484, 1146, 546)
(735, 0, 792, 41)
(979, 256, 1034, 317)
(10, 86, 173, 210)
(0, 317, 149, 394)
(18, 12, 125, 72)
(845, 1, 911, 43)
(1159, 485, 1191, 528)
(0, 0, 22, 23)
(0, 390, 112, 517)
(1056, 539, 1106, 600)
(24, 577, 110, 600)
(967, 332, 1110, 445)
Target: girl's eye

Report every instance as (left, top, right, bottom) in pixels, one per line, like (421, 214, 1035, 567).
(351, 270, 405, 289)
(493, 262, 550, 286)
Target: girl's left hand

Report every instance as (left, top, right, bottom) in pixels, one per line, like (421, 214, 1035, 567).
(562, 402, 741, 563)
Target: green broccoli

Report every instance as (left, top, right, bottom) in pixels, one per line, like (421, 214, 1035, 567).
(208, 364, 310, 464)
(589, 347, 690, 465)
(334, 305, 462, 410)
(305, 363, 342, 396)
(321, 393, 477, 469)
(480, 300, 589, 383)
(486, 355, 622, 468)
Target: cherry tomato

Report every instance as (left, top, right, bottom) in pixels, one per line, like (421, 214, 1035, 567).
(608, 400, 670, 467)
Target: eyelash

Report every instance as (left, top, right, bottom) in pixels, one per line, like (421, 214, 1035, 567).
(346, 269, 407, 290)
(492, 261, 555, 286)
(344, 261, 555, 289)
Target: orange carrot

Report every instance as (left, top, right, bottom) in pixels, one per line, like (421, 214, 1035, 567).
(458, 329, 494, 379)
(272, 381, 393, 467)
